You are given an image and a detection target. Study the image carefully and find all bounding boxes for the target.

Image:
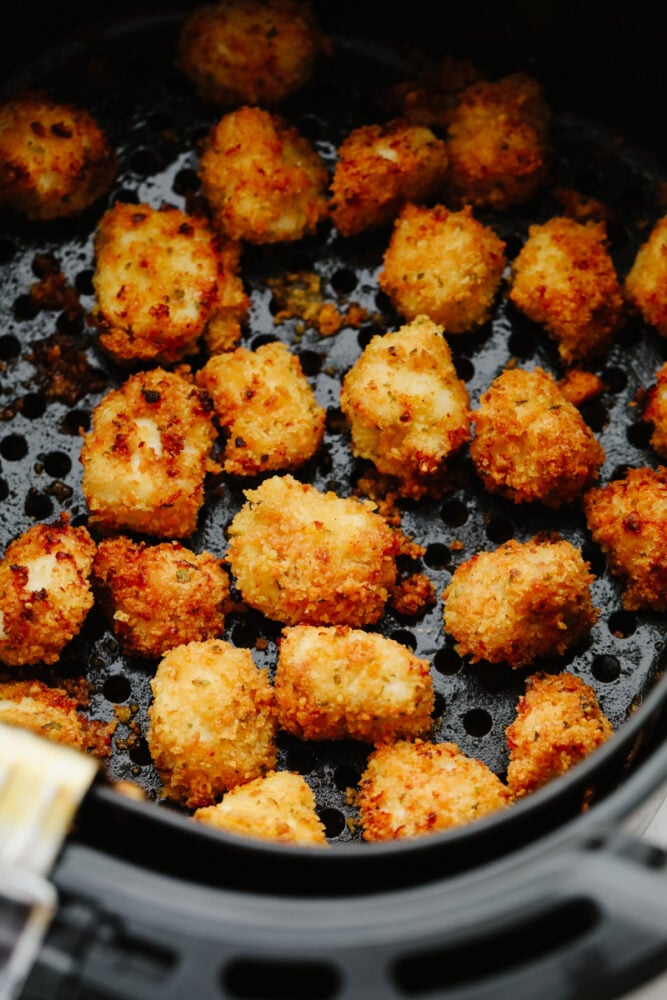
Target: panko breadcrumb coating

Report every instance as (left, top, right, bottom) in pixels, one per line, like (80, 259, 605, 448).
(509, 216, 623, 365)
(583, 466, 667, 611)
(0, 93, 117, 220)
(359, 739, 511, 841)
(340, 315, 471, 498)
(470, 366, 605, 507)
(193, 770, 327, 845)
(176, 0, 331, 107)
(0, 679, 114, 758)
(80, 368, 217, 538)
(443, 537, 599, 668)
(92, 536, 230, 658)
(0, 515, 96, 668)
(198, 105, 329, 244)
(444, 71, 550, 211)
(226, 474, 399, 626)
(147, 638, 276, 809)
(624, 216, 667, 336)
(378, 203, 506, 333)
(329, 119, 448, 237)
(196, 340, 325, 475)
(506, 671, 613, 799)
(642, 361, 667, 457)
(274, 624, 434, 743)
(90, 201, 249, 365)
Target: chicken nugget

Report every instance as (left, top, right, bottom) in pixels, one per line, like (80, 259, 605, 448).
(359, 738, 510, 841)
(623, 215, 667, 336)
(198, 105, 328, 244)
(176, 0, 331, 107)
(92, 536, 230, 658)
(387, 57, 480, 129)
(340, 315, 471, 498)
(329, 119, 448, 237)
(378, 203, 506, 333)
(226, 473, 399, 626)
(509, 216, 623, 365)
(444, 71, 550, 211)
(147, 638, 276, 809)
(90, 201, 249, 365)
(80, 368, 217, 538)
(0, 514, 95, 668)
(0, 679, 114, 758)
(583, 466, 667, 611)
(274, 624, 434, 743)
(193, 770, 327, 845)
(470, 366, 605, 507)
(442, 537, 599, 668)
(0, 93, 116, 220)
(506, 671, 613, 798)
(642, 361, 667, 458)
(196, 340, 325, 475)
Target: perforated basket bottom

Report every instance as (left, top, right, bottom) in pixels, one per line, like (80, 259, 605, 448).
(0, 12, 666, 844)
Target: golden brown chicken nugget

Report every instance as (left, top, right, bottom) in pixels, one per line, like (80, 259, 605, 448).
(624, 215, 667, 336)
(642, 361, 667, 458)
(0, 679, 114, 758)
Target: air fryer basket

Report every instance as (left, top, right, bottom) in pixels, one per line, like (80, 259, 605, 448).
(1, 3, 667, 998)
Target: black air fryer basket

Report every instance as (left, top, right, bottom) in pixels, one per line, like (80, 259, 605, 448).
(1, 2, 667, 998)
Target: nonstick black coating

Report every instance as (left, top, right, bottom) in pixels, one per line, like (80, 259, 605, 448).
(1, 5, 666, 846)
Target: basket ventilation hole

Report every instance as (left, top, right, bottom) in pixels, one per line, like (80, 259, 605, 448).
(172, 167, 200, 196)
(317, 807, 346, 838)
(608, 610, 637, 639)
(0, 480, 8, 502)
(0, 239, 16, 265)
(41, 450, 71, 478)
(0, 433, 27, 461)
(626, 421, 653, 448)
(59, 409, 91, 435)
(0, 335, 20, 360)
(424, 542, 450, 569)
(462, 708, 493, 737)
(486, 516, 514, 544)
(591, 654, 621, 683)
(23, 489, 53, 520)
(507, 329, 535, 359)
(22, 393, 46, 420)
(103, 674, 132, 703)
(440, 498, 468, 527)
(223, 958, 341, 1000)
(389, 629, 417, 650)
(434, 648, 462, 675)
(330, 267, 357, 294)
(285, 747, 318, 774)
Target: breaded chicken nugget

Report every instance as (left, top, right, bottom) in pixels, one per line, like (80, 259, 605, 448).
(387, 57, 480, 129)
(147, 638, 276, 809)
(0, 514, 95, 668)
(444, 71, 550, 211)
(509, 216, 623, 365)
(80, 368, 217, 538)
(443, 537, 599, 668)
(0, 93, 116, 221)
(193, 769, 327, 845)
(274, 624, 434, 743)
(506, 671, 613, 799)
(329, 119, 448, 237)
(340, 315, 471, 498)
(642, 361, 667, 458)
(198, 105, 328, 244)
(176, 0, 331, 107)
(583, 466, 667, 611)
(378, 203, 506, 333)
(226, 473, 399, 626)
(92, 536, 230, 658)
(470, 366, 605, 507)
(359, 738, 511, 841)
(624, 215, 667, 336)
(196, 340, 325, 476)
(91, 202, 249, 365)
(0, 679, 114, 758)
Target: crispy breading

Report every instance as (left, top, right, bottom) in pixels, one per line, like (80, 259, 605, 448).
(442, 537, 599, 668)
(506, 671, 613, 798)
(583, 465, 667, 611)
(193, 770, 327, 845)
(0, 679, 114, 758)
(274, 624, 434, 743)
(642, 361, 667, 457)
(226, 474, 399, 626)
(80, 367, 217, 538)
(175, 0, 331, 107)
(198, 105, 328, 244)
(358, 738, 510, 841)
(556, 368, 605, 408)
(90, 201, 249, 365)
(329, 119, 448, 237)
(378, 203, 506, 333)
(470, 366, 605, 507)
(196, 340, 325, 475)
(624, 215, 667, 336)
(147, 638, 276, 809)
(340, 315, 471, 498)
(92, 536, 230, 658)
(0, 514, 96, 667)
(444, 71, 550, 211)
(509, 216, 623, 365)
(0, 93, 116, 220)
